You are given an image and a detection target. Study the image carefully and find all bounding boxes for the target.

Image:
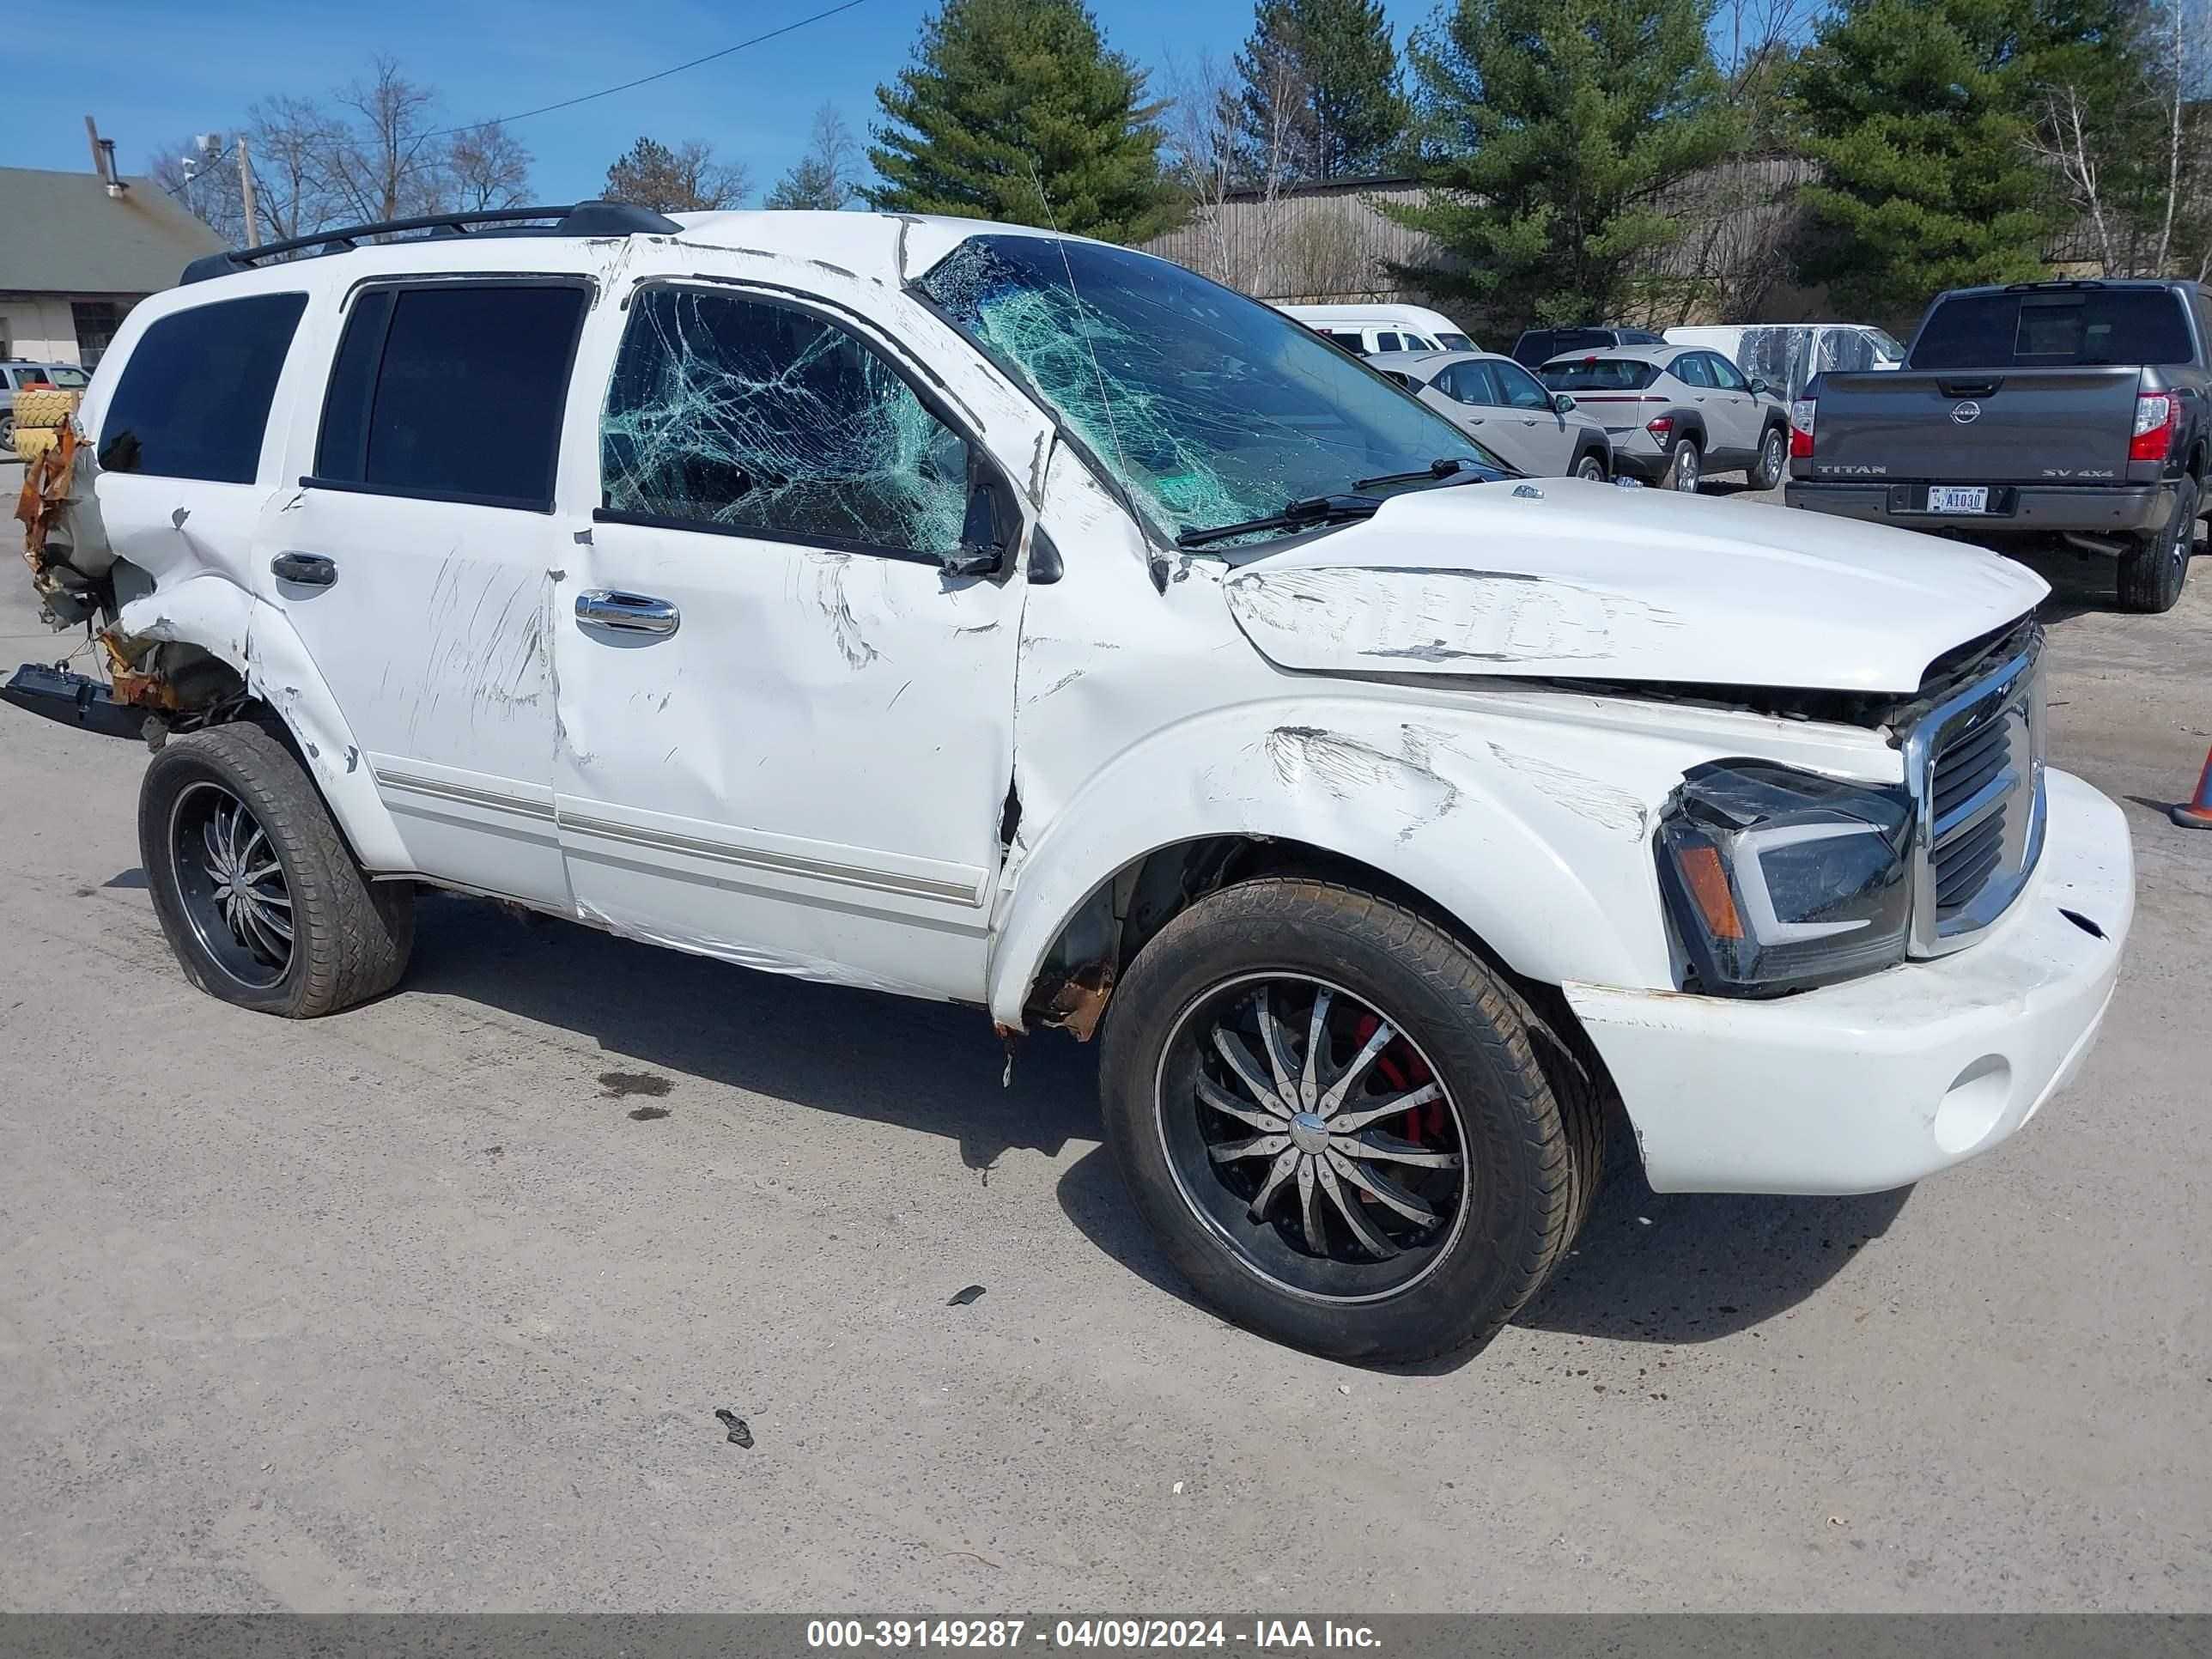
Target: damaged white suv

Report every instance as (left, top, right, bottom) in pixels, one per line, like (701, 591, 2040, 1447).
(10, 203, 2134, 1363)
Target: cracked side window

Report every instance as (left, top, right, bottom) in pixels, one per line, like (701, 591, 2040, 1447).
(601, 287, 969, 557)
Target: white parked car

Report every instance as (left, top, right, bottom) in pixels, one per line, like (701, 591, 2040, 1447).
(1540, 343, 1792, 491)
(1281, 302, 1476, 355)
(1368, 349, 1614, 479)
(9, 204, 2134, 1364)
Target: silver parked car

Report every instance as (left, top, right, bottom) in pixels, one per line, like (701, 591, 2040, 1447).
(1370, 349, 1614, 480)
(1537, 343, 1790, 492)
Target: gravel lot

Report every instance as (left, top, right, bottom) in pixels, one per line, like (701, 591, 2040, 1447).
(2, 479, 2208, 1613)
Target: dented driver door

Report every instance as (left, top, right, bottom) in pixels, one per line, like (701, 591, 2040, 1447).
(550, 281, 1037, 1001)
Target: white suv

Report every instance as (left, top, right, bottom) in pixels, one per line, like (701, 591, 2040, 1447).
(1540, 343, 1791, 491)
(12, 203, 2134, 1364)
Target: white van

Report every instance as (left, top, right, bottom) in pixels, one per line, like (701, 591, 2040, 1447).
(1663, 324, 1905, 403)
(1282, 303, 1476, 355)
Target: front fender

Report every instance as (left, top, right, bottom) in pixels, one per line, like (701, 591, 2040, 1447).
(985, 695, 1673, 1030)
(116, 577, 411, 872)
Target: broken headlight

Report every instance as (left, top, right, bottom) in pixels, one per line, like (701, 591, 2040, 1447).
(1656, 761, 1912, 995)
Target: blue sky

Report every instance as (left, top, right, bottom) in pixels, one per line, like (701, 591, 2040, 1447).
(21, 0, 1432, 211)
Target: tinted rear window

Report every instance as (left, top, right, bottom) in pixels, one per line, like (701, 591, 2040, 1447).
(315, 282, 587, 508)
(98, 293, 307, 483)
(1540, 358, 1659, 392)
(1911, 289, 2197, 368)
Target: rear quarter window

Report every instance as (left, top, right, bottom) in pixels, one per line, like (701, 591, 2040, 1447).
(97, 292, 307, 483)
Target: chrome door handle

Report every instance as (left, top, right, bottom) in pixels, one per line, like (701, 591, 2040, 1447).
(271, 551, 336, 586)
(575, 589, 680, 636)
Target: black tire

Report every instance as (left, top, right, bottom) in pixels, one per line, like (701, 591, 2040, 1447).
(1669, 435, 1703, 493)
(2118, 476, 2197, 613)
(1749, 422, 1787, 490)
(1097, 877, 1604, 1364)
(1573, 450, 1608, 483)
(139, 721, 413, 1017)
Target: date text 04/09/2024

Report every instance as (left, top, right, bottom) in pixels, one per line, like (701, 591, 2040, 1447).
(804, 1620, 1383, 1650)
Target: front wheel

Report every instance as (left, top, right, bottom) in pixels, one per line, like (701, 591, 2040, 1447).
(2117, 476, 2197, 613)
(1097, 878, 1603, 1364)
(1668, 437, 1702, 493)
(140, 722, 414, 1017)
(1749, 424, 1787, 489)
(1574, 451, 1609, 483)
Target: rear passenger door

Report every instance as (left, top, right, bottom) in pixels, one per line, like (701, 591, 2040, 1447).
(264, 277, 587, 907)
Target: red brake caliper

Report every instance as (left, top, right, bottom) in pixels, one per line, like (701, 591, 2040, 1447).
(1346, 1012, 1443, 1142)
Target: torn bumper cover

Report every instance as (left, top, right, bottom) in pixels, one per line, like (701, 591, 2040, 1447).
(1565, 768, 2131, 1195)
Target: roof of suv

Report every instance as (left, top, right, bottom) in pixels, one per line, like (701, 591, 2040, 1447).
(177, 202, 1134, 292)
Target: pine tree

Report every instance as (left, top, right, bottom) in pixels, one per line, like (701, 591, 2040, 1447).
(1234, 0, 1409, 182)
(1384, 0, 1738, 337)
(603, 137, 750, 213)
(1786, 0, 2112, 316)
(864, 0, 1179, 244)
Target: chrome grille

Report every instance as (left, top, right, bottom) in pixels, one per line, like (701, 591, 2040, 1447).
(1905, 635, 2045, 955)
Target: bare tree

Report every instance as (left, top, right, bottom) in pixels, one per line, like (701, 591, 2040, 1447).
(604, 137, 751, 213)
(322, 57, 450, 222)
(244, 94, 343, 240)
(2027, 82, 2125, 273)
(149, 137, 246, 246)
(765, 106, 860, 210)
(1161, 48, 1312, 294)
(447, 121, 534, 212)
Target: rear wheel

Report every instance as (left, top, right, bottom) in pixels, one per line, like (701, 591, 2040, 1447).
(2118, 476, 2197, 614)
(1749, 423, 1787, 489)
(140, 722, 413, 1017)
(1574, 451, 1608, 483)
(1668, 436, 1702, 493)
(1097, 877, 1603, 1364)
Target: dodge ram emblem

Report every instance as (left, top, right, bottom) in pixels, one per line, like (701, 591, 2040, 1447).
(1951, 400, 1982, 425)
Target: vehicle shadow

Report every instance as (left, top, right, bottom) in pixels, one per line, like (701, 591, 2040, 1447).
(1512, 1157, 1912, 1346)
(400, 895, 1911, 1361)
(1054, 1121, 1913, 1370)
(401, 891, 1101, 1173)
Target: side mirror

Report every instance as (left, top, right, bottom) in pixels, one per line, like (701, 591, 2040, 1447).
(1553, 392, 1577, 414)
(1747, 378, 1771, 397)
(941, 480, 1006, 580)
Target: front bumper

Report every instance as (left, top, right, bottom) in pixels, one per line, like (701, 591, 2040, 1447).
(1565, 768, 2133, 1194)
(1784, 479, 2174, 538)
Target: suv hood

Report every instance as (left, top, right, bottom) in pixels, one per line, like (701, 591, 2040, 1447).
(1219, 478, 2047, 694)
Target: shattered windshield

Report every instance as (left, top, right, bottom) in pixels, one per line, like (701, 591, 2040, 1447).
(917, 234, 1503, 544)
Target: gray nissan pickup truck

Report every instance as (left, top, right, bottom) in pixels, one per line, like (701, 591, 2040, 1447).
(1786, 278, 2209, 612)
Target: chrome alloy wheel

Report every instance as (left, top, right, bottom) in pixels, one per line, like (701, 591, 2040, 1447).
(1154, 975, 1472, 1304)
(170, 781, 293, 988)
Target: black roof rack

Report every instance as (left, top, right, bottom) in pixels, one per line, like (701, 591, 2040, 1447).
(179, 200, 684, 286)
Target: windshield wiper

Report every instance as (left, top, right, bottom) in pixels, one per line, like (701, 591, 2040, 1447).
(1176, 493, 1380, 549)
(1352, 456, 1488, 491)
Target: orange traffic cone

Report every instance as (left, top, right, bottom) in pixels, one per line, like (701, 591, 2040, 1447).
(2173, 745, 2212, 830)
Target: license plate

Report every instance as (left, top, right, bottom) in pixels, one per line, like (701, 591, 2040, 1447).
(1929, 486, 1989, 514)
